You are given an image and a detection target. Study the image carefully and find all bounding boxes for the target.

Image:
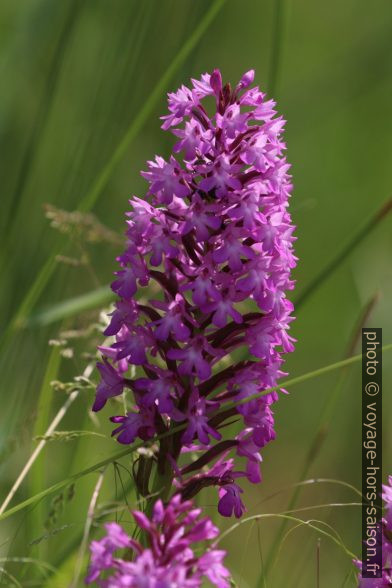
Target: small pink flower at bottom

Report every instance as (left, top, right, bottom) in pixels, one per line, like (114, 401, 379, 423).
(86, 494, 230, 587)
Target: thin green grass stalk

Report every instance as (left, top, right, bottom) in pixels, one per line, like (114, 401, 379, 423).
(288, 539, 314, 588)
(214, 513, 356, 560)
(31, 346, 62, 446)
(67, 374, 112, 479)
(260, 293, 379, 582)
(0, 557, 57, 578)
(295, 197, 391, 309)
(24, 286, 113, 328)
(146, 464, 173, 512)
(277, 510, 350, 563)
(52, 374, 134, 571)
(275, 520, 340, 586)
(1, 344, 390, 524)
(218, 342, 391, 412)
(42, 554, 79, 588)
(255, 477, 362, 508)
(76, 2, 227, 214)
(2, 0, 147, 262)
(277, 521, 330, 573)
(50, 476, 135, 573)
(29, 345, 62, 544)
(0, 363, 94, 517)
(140, 464, 174, 547)
(341, 568, 357, 587)
(268, 0, 288, 98)
(282, 501, 362, 516)
(256, 521, 267, 588)
(238, 520, 256, 588)
(0, 0, 227, 351)
(35, 431, 107, 443)
(3, 0, 79, 233)
(0, 567, 22, 588)
(106, 1, 154, 117)
(70, 468, 106, 588)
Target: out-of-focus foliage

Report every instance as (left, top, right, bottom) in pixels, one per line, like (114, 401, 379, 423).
(0, 0, 391, 586)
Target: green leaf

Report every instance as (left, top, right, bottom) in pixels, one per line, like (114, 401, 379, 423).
(25, 286, 113, 327)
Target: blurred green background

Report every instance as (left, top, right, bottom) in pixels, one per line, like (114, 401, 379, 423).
(0, 0, 391, 586)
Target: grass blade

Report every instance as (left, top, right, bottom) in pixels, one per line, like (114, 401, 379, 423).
(79, 0, 227, 213)
(268, 0, 288, 98)
(215, 513, 356, 560)
(25, 286, 113, 328)
(0, 0, 227, 348)
(4, 0, 79, 231)
(295, 198, 392, 310)
(70, 468, 106, 588)
(29, 344, 62, 542)
(0, 364, 94, 517)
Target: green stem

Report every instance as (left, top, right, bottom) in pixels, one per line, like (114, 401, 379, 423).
(147, 464, 174, 515)
(141, 463, 174, 548)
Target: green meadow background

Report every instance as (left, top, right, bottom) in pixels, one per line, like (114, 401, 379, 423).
(0, 0, 391, 586)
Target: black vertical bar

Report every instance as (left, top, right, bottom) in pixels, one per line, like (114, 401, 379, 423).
(362, 328, 382, 578)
